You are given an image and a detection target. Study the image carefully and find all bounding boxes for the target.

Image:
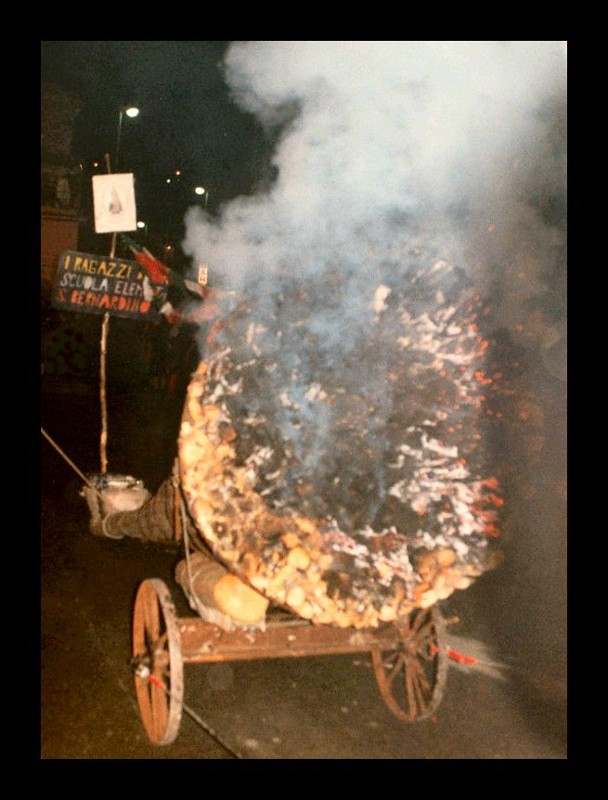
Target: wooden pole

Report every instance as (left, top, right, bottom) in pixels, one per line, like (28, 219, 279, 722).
(99, 153, 116, 474)
(99, 311, 110, 474)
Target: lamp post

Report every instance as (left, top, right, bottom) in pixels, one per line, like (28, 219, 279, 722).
(115, 105, 139, 172)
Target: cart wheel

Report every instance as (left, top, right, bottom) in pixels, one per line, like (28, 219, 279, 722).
(372, 604, 448, 722)
(132, 578, 184, 745)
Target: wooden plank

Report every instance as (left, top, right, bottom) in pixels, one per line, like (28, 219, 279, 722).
(179, 616, 402, 664)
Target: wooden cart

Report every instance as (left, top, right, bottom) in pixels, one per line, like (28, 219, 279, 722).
(130, 576, 448, 746)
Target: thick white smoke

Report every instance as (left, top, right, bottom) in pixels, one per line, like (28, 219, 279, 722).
(177, 40, 567, 644)
(183, 40, 566, 310)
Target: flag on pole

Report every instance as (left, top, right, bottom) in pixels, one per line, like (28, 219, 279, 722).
(119, 234, 210, 325)
(120, 235, 171, 285)
(120, 235, 205, 298)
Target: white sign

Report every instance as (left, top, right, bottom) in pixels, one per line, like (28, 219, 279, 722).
(92, 173, 137, 234)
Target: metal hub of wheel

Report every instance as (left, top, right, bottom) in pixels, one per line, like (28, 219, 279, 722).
(371, 605, 448, 721)
(132, 578, 184, 745)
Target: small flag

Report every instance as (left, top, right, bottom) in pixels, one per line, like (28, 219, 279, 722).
(120, 235, 205, 298)
(120, 235, 170, 285)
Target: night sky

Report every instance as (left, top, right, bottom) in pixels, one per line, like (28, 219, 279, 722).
(41, 41, 275, 252)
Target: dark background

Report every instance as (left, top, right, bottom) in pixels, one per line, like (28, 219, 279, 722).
(41, 40, 277, 257)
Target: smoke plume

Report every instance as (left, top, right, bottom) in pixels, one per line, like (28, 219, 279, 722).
(180, 39, 566, 517)
(175, 43, 566, 623)
(183, 41, 566, 320)
(177, 39, 566, 631)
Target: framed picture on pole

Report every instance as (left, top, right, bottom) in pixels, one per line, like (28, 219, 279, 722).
(92, 173, 138, 234)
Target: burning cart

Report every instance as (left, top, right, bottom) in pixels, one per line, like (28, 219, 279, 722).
(86, 261, 502, 745)
(90, 405, 452, 746)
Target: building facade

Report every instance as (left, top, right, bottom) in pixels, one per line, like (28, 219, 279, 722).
(41, 81, 82, 299)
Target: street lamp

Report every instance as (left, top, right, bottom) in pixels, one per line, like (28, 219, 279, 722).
(115, 106, 140, 171)
(195, 185, 208, 210)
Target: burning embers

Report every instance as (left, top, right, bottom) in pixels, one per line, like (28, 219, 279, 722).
(178, 257, 502, 628)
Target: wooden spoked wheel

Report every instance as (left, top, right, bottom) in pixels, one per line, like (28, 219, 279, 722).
(372, 605, 448, 721)
(132, 579, 184, 745)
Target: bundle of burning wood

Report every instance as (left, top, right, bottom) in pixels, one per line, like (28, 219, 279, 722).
(178, 256, 502, 628)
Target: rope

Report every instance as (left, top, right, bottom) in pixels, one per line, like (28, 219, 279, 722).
(144, 672, 238, 755)
(41, 427, 103, 500)
(180, 491, 198, 609)
(172, 460, 182, 543)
